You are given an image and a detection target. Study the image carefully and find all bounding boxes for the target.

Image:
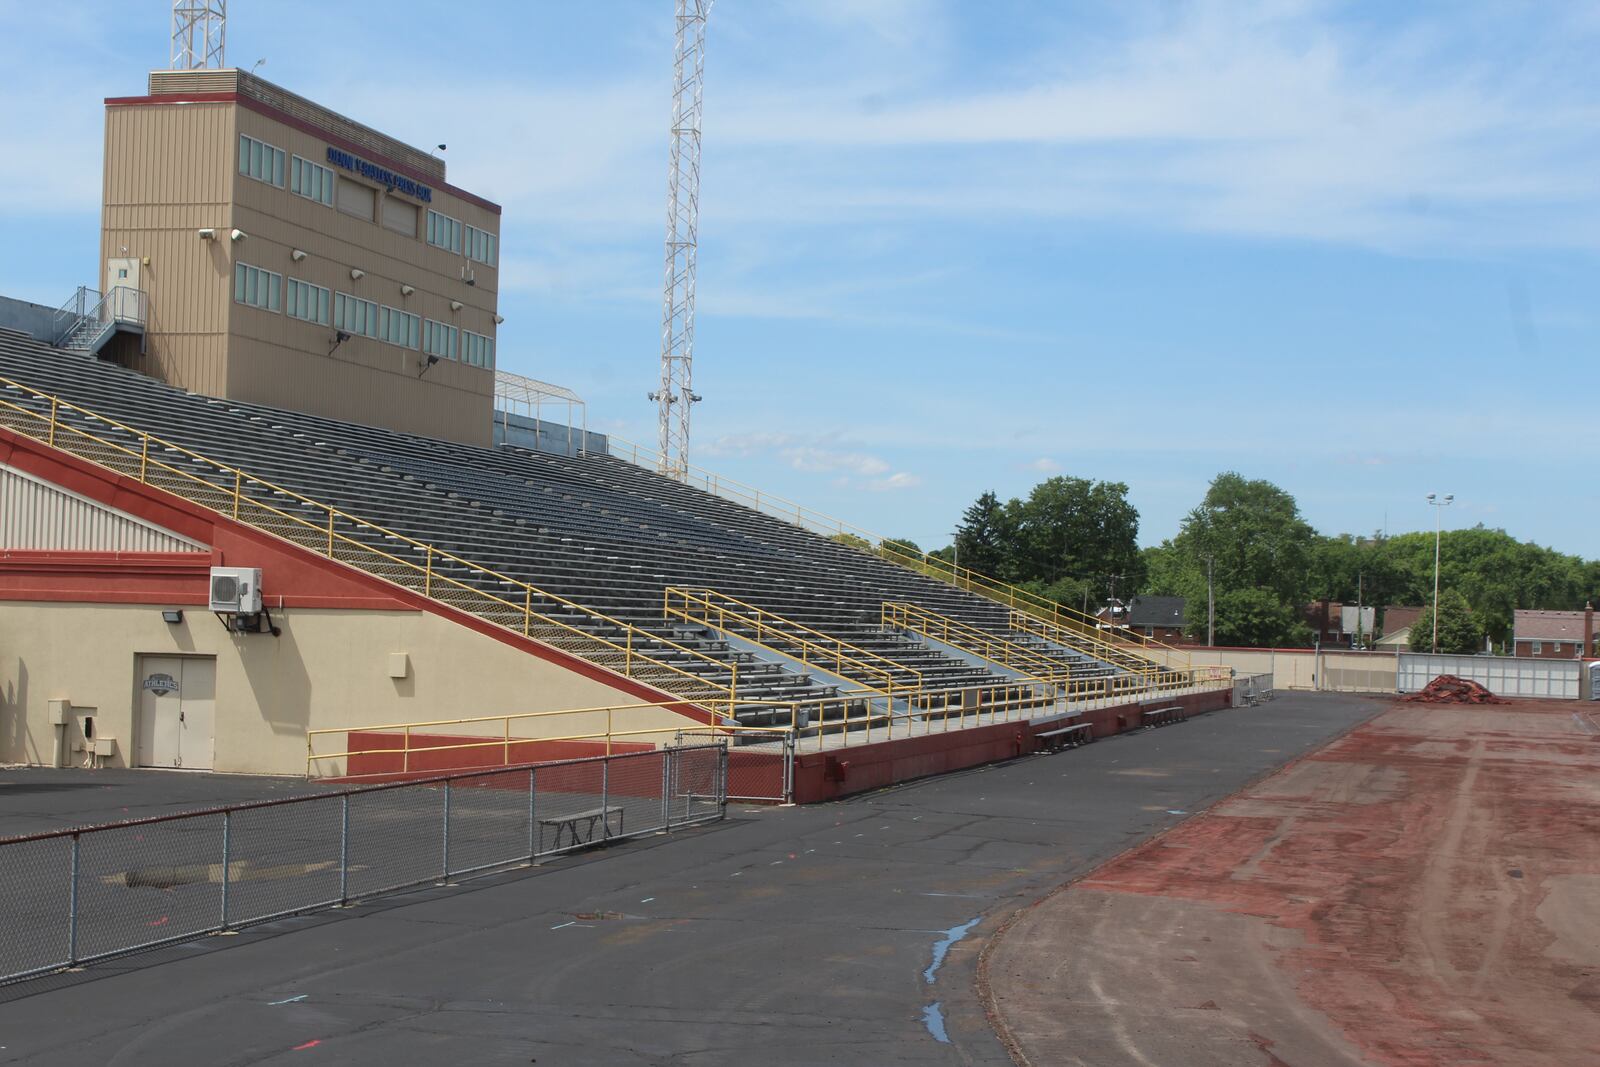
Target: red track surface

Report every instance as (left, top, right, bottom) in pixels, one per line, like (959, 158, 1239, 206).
(985, 698, 1600, 1066)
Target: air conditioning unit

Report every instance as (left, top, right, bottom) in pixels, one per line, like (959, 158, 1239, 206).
(209, 566, 263, 614)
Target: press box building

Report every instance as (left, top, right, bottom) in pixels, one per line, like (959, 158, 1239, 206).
(100, 69, 501, 445)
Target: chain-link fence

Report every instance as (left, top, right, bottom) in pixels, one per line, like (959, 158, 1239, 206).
(1233, 673, 1275, 706)
(0, 743, 726, 986)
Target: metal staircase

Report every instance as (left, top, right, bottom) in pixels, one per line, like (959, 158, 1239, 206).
(53, 286, 146, 355)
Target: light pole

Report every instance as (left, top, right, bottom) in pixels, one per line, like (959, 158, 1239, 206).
(1426, 493, 1453, 653)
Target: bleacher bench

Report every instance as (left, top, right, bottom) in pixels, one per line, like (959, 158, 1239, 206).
(1037, 722, 1094, 751)
(538, 805, 624, 851)
(1140, 705, 1187, 729)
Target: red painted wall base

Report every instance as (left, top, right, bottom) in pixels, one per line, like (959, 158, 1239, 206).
(791, 689, 1232, 803)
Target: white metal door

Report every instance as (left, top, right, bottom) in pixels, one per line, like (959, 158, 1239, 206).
(136, 655, 184, 767)
(177, 657, 216, 770)
(135, 656, 217, 769)
(105, 257, 140, 320)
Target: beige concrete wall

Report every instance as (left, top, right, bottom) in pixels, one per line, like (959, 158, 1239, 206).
(1182, 647, 1399, 694)
(0, 601, 692, 777)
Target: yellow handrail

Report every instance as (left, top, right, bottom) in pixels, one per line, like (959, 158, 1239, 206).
(664, 587, 911, 741)
(305, 681, 1073, 775)
(882, 601, 1069, 683)
(0, 376, 736, 714)
(606, 435, 1190, 670)
(667, 586, 919, 685)
(1007, 610, 1175, 679)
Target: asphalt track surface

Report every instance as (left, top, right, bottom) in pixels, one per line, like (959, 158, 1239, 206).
(0, 769, 321, 837)
(0, 693, 1381, 1066)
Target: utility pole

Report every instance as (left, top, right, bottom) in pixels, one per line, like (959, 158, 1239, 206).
(649, 0, 711, 479)
(1206, 555, 1215, 647)
(1426, 493, 1454, 653)
(1355, 571, 1364, 650)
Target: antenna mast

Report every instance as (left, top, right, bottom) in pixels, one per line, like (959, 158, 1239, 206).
(650, 0, 711, 479)
(170, 1, 227, 70)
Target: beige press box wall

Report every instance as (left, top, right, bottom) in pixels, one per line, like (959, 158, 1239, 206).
(101, 101, 235, 395)
(101, 86, 497, 445)
(0, 601, 689, 776)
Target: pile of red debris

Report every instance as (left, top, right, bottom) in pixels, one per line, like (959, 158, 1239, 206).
(1402, 674, 1506, 705)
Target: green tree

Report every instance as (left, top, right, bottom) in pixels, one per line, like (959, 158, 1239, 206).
(1211, 587, 1310, 648)
(1411, 590, 1483, 654)
(1008, 476, 1142, 589)
(1308, 533, 1406, 610)
(881, 537, 921, 559)
(952, 491, 1015, 578)
(1145, 472, 1315, 647)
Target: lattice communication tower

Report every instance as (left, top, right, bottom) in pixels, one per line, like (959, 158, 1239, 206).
(170, 1, 227, 69)
(649, 0, 711, 478)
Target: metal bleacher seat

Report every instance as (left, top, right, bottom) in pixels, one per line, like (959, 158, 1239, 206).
(0, 334, 1138, 731)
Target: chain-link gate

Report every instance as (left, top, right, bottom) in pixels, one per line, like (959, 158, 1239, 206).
(678, 731, 791, 803)
(0, 742, 727, 985)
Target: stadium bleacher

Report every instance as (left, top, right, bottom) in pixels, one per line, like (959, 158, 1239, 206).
(0, 331, 1146, 733)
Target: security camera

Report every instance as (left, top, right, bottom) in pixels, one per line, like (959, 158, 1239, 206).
(400, 284, 415, 296)
(290, 248, 307, 262)
(350, 268, 365, 280)
(449, 300, 463, 312)
(493, 314, 505, 325)
(229, 228, 246, 242)
(196, 228, 216, 240)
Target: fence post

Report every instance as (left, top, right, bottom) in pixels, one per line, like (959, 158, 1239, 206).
(783, 734, 795, 804)
(219, 810, 232, 930)
(719, 742, 729, 815)
(661, 748, 671, 831)
(441, 780, 452, 882)
(601, 758, 610, 842)
(47, 396, 59, 447)
(67, 832, 80, 967)
(528, 766, 538, 861)
(339, 794, 350, 904)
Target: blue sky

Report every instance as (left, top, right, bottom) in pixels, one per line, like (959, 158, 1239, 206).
(2, 1, 1596, 557)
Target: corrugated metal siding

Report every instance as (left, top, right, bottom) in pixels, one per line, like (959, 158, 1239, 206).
(103, 102, 234, 397)
(1396, 652, 1579, 699)
(0, 464, 206, 551)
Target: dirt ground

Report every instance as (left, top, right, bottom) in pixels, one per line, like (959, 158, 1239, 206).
(982, 698, 1600, 1067)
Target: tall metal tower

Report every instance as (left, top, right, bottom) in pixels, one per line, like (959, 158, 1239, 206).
(649, 0, 711, 479)
(170, 1, 227, 70)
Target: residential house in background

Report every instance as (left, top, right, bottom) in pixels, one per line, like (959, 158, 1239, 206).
(1374, 605, 1425, 651)
(1304, 600, 1378, 648)
(1512, 607, 1595, 660)
(1098, 596, 1187, 642)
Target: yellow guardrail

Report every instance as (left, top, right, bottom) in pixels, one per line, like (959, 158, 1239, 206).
(306, 683, 1072, 776)
(1005, 609, 1164, 679)
(882, 601, 1072, 683)
(606, 435, 1190, 671)
(0, 375, 738, 715)
(664, 587, 925, 733)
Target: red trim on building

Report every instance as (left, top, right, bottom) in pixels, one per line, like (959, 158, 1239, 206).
(104, 92, 502, 215)
(0, 425, 699, 715)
